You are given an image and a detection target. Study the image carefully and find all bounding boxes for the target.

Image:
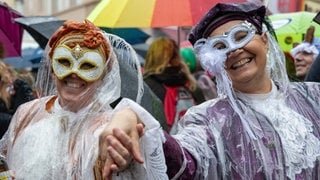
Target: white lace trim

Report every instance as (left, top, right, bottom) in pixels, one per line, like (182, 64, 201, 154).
(237, 82, 320, 179)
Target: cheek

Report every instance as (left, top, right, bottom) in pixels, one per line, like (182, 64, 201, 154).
(306, 56, 314, 65)
(54, 77, 63, 92)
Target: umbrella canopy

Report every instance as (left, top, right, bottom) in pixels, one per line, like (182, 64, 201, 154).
(269, 11, 320, 52)
(15, 16, 65, 49)
(15, 16, 149, 49)
(87, 0, 246, 28)
(3, 47, 43, 69)
(100, 27, 150, 44)
(0, 2, 23, 58)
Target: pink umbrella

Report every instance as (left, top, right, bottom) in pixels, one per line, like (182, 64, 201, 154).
(0, 2, 23, 58)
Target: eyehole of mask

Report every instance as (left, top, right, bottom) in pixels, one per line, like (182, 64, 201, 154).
(213, 41, 227, 50)
(57, 58, 71, 68)
(80, 62, 97, 70)
(234, 30, 249, 42)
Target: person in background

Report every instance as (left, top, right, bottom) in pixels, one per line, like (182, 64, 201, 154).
(0, 20, 167, 179)
(180, 47, 218, 100)
(16, 69, 38, 97)
(0, 49, 34, 139)
(290, 25, 319, 81)
(100, 2, 320, 179)
(143, 37, 204, 132)
(290, 42, 319, 81)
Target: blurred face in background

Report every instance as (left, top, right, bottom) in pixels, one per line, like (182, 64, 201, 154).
(293, 51, 314, 79)
(0, 62, 15, 108)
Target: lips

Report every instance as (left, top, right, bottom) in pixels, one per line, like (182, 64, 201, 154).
(64, 80, 85, 89)
(230, 57, 253, 70)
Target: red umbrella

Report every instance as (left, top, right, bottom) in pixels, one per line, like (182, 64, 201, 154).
(0, 2, 23, 58)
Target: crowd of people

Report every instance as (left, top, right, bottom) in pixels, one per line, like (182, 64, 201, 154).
(0, 1, 320, 180)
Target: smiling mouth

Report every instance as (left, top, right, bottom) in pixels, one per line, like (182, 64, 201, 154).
(230, 58, 253, 70)
(64, 81, 85, 88)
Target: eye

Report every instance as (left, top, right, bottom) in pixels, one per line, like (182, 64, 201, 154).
(213, 42, 227, 50)
(234, 31, 249, 42)
(302, 51, 313, 56)
(80, 62, 96, 70)
(57, 58, 71, 67)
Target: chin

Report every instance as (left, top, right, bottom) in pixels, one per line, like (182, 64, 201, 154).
(60, 92, 86, 106)
(231, 70, 257, 83)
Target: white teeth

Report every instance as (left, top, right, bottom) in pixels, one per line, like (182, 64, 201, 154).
(66, 82, 82, 88)
(232, 58, 251, 68)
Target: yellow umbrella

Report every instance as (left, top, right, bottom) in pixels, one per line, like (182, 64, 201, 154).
(88, 0, 154, 27)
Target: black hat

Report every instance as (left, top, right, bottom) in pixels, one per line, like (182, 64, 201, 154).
(188, 2, 266, 45)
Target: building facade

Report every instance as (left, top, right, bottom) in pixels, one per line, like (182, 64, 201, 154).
(8, 0, 99, 20)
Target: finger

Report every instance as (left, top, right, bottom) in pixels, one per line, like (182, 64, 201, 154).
(112, 128, 143, 164)
(107, 146, 128, 171)
(99, 132, 111, 162)
(99, 132, 114, 179)
(107, 135, 131, 162)
(102, 157, 114, 179)
(136, 123, 145, 137)
(130, 127, 144, 164)
(110, 164, 119, 172)
(112, 128, 133, 150)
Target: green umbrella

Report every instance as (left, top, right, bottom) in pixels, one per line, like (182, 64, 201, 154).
(269, 11, 320, 52)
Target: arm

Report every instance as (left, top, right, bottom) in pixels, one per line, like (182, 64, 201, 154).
(163, 132, 197, 179)
(99, 98, 218, 179)
(98, 98, 167, 179)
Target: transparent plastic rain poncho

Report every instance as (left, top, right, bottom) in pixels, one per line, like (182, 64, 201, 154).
(171, 22, 320, 179)
(0, 26, 167, 179)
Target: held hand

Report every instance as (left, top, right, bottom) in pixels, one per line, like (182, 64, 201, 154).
(103, 126, 144, 176)
(96, 108, 145, 179)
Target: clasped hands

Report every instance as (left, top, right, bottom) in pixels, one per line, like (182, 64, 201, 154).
(95, 108, 144, 180)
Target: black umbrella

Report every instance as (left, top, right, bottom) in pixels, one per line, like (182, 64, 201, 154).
(15, 16, 64, 49)
(101, 27, 150, 45)
(15, 16, 150, 49)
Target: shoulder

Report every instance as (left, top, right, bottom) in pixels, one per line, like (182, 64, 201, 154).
(16, 96, 55, 113)
(288, 82, 320, 101)
(289, 81, 320, 92)
(183, 96, 227, 118)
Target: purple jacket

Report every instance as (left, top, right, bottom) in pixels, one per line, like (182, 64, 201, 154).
(164, 82, 320, 180)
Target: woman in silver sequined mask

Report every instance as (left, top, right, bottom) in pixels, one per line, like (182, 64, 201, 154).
(92, 2, 320, 180)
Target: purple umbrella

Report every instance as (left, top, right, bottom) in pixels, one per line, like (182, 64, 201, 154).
(0, 2, 23, 58)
